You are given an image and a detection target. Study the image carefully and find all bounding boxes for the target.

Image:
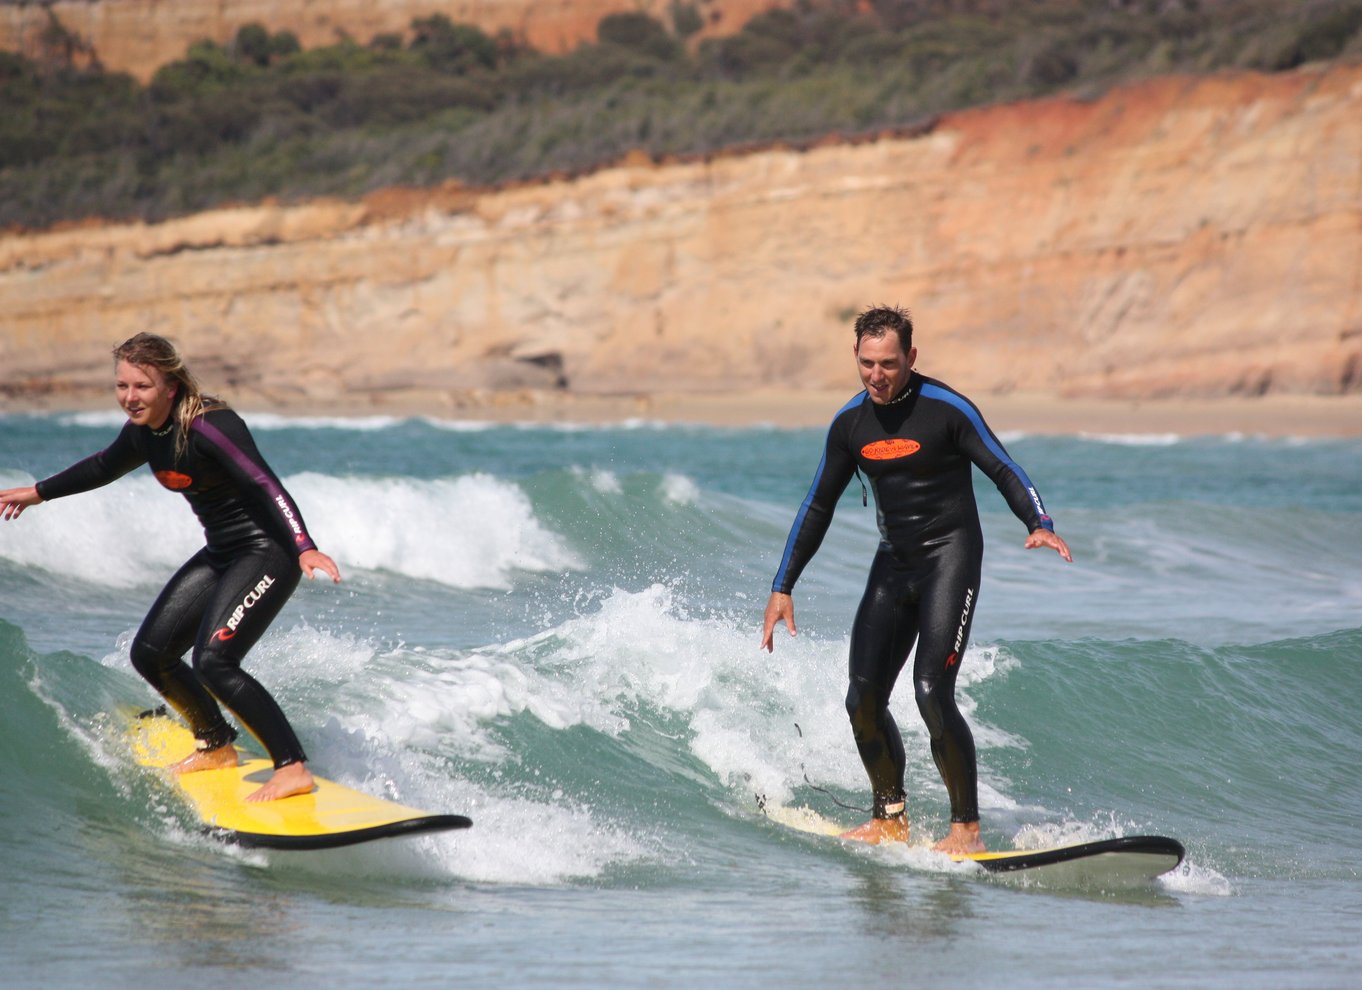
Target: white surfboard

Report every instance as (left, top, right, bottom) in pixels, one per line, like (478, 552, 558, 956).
(761, 803, 1184, 884)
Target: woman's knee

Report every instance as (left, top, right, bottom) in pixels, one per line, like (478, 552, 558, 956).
(129, 637, 175, 684)
(192, 644, 238, 695)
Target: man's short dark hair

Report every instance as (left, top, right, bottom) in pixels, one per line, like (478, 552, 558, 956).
(853, 305, 913, 351)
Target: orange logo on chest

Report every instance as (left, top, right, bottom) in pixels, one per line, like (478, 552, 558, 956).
(155, 470, 193, 490)
(860, 438, 921, 460)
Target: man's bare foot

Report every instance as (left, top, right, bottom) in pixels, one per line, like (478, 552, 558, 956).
(245, 762, 315, 803)
(169, 744, 239, 775)
(839, 816, 910, 845)
(933, 821, 986, 856)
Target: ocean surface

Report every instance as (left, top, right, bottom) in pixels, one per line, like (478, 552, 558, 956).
(2, 409, 1360, 989)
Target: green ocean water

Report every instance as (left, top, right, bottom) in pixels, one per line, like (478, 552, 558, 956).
(2, 412, 1360, 988)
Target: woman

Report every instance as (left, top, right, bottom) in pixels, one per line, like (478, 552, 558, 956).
(0, 333, 341, 802)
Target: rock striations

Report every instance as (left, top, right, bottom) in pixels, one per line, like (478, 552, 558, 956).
(2, 62, 1360, 413)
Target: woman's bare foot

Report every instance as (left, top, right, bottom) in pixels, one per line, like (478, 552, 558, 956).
(245, 762, 315, 803)
(168, 744, 238, 775)
(839, 815, 910, 845)
(932, 821, 986, 856)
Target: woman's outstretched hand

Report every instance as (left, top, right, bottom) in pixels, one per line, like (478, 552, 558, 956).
(0, 486, 42, 521)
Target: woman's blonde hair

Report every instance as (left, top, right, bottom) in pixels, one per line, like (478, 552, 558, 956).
(112, 333, 224, 459)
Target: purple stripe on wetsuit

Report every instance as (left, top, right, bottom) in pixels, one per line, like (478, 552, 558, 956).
(192, 417, 317, 553)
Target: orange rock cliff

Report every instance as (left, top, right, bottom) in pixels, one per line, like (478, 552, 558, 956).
(2, 62, 1360, 412)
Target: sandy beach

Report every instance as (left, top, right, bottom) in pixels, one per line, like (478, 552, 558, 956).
(11, 378, 1362, 436)
(38, 386, 1354, 438)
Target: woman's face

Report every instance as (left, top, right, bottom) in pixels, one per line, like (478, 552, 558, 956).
(115, 359, 177, 429)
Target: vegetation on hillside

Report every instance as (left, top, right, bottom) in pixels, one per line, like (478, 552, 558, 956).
(2, 0, 1361, 229)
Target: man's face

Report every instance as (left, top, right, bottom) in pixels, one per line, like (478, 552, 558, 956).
(855, 331, 916, 404)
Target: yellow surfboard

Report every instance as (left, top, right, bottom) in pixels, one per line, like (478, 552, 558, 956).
(128, 709, 471, 850)
(760, 802, 1183, 884)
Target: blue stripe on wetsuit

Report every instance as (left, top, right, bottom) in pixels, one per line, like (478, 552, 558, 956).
(771, 391, 868, 592)
(919, 382, 1053, 530)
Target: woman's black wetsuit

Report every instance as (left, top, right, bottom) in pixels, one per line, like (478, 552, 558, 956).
(36, 407, 318, 767)
(772, 372, 1054, 822)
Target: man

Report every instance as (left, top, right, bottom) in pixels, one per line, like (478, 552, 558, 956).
(760, 306, 1071, 854)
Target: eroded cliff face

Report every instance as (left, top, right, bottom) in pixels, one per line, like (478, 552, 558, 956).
(0, 0, 769, 80)
(3, 63, 1360, 411)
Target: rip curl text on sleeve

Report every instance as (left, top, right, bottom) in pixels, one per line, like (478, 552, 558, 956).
(191, 413, 318, 554)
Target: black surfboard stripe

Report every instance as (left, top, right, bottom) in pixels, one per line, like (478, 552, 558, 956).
(208, 813, 473, 850)
(971, 834, 1185, 874)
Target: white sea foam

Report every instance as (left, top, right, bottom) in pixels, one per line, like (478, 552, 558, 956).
(659, 473, 700, 505)
(289, 472, 582, 589)
(551, 586, 1016, 812)
(226, 587, 857, 847)
(570, 465, 623, 494)
(419, 783, 649, 885)
(301, 627, 650, 884)
(342, 582, 1020, 821)
(209, 590, 754, 881)
(1159, 857, 1234, 896)
(290, 721, 648, 885)
(0, 472, 201, 587)
(1076, 432, 1184, 446)
(0, 469, 579, 591)
(235, 412, 407, 431)
(52, 411, 132, 429)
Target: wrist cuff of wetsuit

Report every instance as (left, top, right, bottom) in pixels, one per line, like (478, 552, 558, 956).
(1036, 515, 1054, 532)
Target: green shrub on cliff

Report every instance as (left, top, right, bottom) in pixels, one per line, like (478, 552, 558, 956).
(2, 0, 1361, 229)
(598, 11, 685, 62)
(409, 15, 501, 74)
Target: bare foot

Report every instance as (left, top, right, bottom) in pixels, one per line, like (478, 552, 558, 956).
(933, 821, 986, 856)
(169, 744, 239, 775)
(245, 762, 315, 803)
(839, 816, 910, 845)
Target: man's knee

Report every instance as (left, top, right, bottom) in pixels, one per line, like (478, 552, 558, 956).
(846, 677, 884, 734)
(914, 677, 947, 739)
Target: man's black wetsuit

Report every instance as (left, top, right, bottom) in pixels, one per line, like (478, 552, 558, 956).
(36, 406, 318, 767)
(772, 372, 1054, 822)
